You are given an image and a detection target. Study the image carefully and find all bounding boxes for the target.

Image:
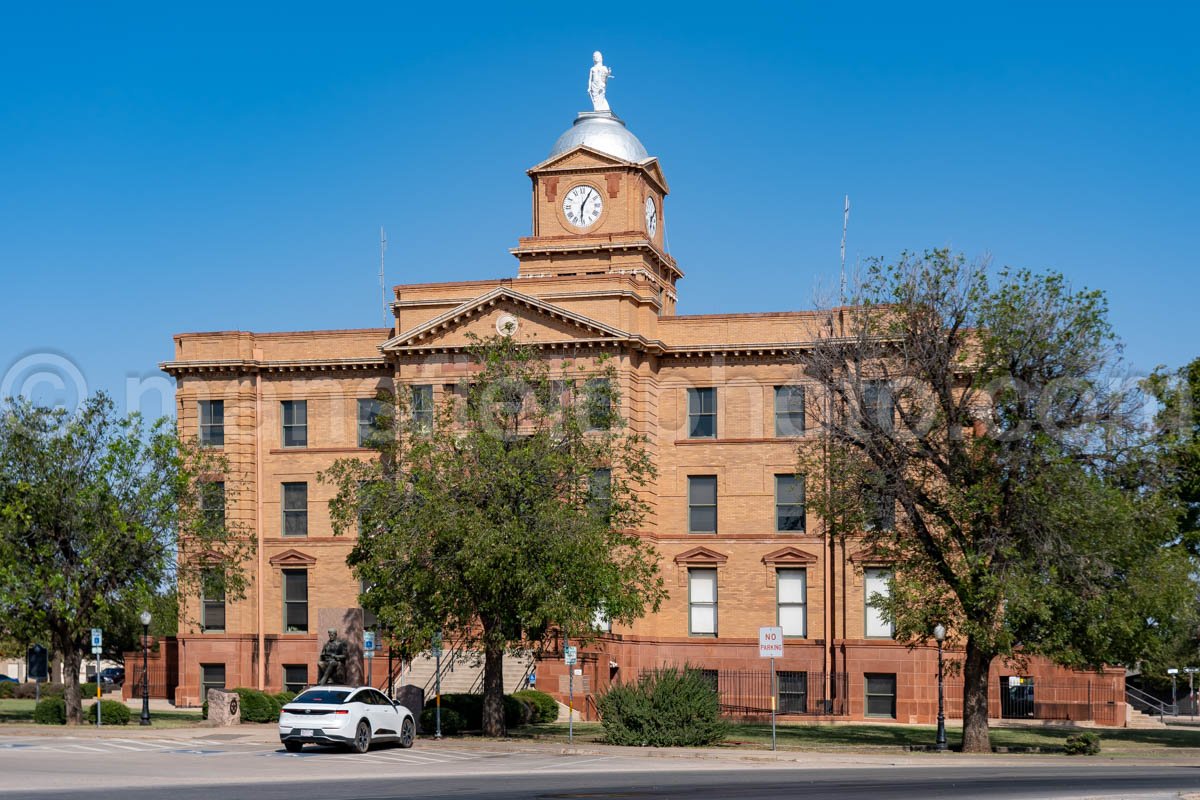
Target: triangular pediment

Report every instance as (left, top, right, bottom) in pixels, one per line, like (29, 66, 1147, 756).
(381, 287, 632, 352)
(761, 546, 818, 566)
(268, 548, 317, 567)
(528, 145, 637, 172)
(673, 546, 729, 566)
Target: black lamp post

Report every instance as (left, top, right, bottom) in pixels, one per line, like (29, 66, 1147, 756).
(139, 610, 152, 726)
(934, 623, 947, 751)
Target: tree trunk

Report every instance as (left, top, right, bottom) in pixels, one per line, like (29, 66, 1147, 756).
(59, 639, 84, 726)
(961, 636, 992, 753)
(481, 642, 506, 738)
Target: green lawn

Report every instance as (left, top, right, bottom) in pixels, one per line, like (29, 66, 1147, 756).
(513, 720, 1200, 755)
(0, 699, 202, 728)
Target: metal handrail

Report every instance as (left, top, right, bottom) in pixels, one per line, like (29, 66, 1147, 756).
(1126, 684, 1178, 720)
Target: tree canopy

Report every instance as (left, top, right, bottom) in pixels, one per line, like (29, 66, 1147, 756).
(801, 251, 1196, 752)
(324, 336, 666, 736)
(0, 393, 252, 722)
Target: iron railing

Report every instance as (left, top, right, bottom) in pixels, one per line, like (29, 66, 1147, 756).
(1126, 683, 1177, 721)
(639, 668, 850, 717)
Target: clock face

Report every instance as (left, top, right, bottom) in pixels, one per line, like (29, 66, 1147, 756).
(563, 184, 603, 228)
(644, 196, 658, 238)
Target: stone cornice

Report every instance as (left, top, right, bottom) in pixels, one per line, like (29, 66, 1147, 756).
(160, 357, 389, 377)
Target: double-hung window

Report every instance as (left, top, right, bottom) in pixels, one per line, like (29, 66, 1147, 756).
(357, 398, 389, 446)
(282, 482, 308, 537)
(281, 400, 308, 448)
(200, 481, 225, 530)
(199, 400, 224, 447)
(283, 569, 309, 633)
(864, 568, 894, 638)
(862, 381, 894, 432)
(775, 474, 805, 532)
(687, 388, 716, 438)
(411, 385, 434, 432)
(774, 386, 805, 436)
(865, 673, 897, 718)
(777, 568, 807, 637)
(688, 476, 717, 534)
(688, 568, 718, 636)
(201, 571, 226, 633)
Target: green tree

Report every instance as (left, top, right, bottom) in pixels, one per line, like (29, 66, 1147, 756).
(0, 393, 253, 724)
(801, 251, 1195, 752)
(324, 336, 666, 736)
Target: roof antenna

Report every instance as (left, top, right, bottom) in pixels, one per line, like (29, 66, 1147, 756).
(840, 195, 850, 306)
(379, 225, 388, 328)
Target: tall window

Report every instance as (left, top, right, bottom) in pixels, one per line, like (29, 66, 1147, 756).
(585, 378, 612, 431)
(200, 481, 225, 530)
(282, 569, 309, 633)
(687, 475, 718, 534)
(199, 400, 224, 448)
(411, 385, 434, 432)
(864, 568, 894, 638)
(774, 386, 805, 437)
(589, 468, 612, 521)
(200, 663, 226, 698)
(865, 673, 897, 718)
(283, 664, 308, 694)
(281, 400, 308, 448)
(282, 482, 308, 537)
(777, 671, 808, 713)
(775, 474, 805, 532)
(688, 568, 718, 636)
(201, 571, 225, 633)
(777, 569, 807, 637)
(865, 489, 896, 531)
(357, 398, 388, 447)
(862, 381, 894, 432)
(592, 606, 611, 633)
(687, 388, 716, 438)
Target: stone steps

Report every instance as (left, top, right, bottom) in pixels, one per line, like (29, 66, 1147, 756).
(1126, 707, 1168, 729)
(401, 651, 534, 697)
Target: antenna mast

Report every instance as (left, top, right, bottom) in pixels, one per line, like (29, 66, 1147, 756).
(379, 226, 388, 328)
(839, 195, 850, 305)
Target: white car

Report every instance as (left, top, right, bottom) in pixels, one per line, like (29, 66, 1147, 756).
(279, 686, 416, 753)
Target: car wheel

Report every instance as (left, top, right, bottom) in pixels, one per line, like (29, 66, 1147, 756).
(399, 716, 415, 749)
(284, 740, 304, 753)
(351, 720, 371, 754)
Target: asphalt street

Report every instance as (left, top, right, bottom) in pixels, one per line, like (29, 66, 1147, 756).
(0, 734, 1197, 800)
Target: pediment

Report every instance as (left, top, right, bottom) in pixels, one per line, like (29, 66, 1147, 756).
(848, 545, 891, 565)
(381, 287, 632, 352)
(268, 548, 317, 567)
(528, 145, 636, 172)
(673, 546, 729, 566)
(761, 546, 818, 566)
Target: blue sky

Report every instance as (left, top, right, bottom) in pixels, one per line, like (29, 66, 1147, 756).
(1, 2, 1196, 417)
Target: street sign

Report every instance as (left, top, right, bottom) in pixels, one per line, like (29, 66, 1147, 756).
(91, 646, 102, 655)
(564, 646, 578, 665)
(759, 626, 783, 659)
(363, 631, 375, 653)
(431, 632, 442, 658)
(91, 628, 102, 649)
(27, 645, 48, 682)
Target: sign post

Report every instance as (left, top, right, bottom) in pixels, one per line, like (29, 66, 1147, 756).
(564, 642, 578, 746)
(363, 631, 375, 688)
(432, 631, 443, 739)
(759, 626, 783, 751)
(91, 629, 103, 727)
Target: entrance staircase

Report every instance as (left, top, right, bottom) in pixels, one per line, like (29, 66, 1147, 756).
(1125, 684, 1172, 729)
(400, 647, 535, 697)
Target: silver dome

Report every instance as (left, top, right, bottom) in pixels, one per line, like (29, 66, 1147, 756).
(549, 111, 649, 163)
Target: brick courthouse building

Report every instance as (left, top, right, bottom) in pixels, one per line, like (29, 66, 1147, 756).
(161, 87, 1127, 726)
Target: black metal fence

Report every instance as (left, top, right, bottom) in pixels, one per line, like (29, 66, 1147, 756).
(642, 669, 850, 717)
(944, 677, 1123, 726)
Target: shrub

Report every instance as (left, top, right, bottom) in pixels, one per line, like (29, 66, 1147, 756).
(33, 698, 66, 725)
(1063, 731, 1101, 756)
(596, 666, 728, 747)
(426, 693, 484, 729)
(0, 682, 14, 699)
(17, 682, 65, 700)
(234, 688, 282, 723)
(273, 691, 297, 707)
(81, 682, 98, 699)
(513, 689, 558, 724)
(201, 701, 208, 720)
(504, 695, 532, 728)
(420, 706, 465, 735)
(87, 699, 131, 725)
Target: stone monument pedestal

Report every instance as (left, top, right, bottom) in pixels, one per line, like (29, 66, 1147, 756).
(207, 688, 241, 726)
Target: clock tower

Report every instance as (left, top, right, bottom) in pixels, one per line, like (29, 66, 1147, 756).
(512, 68, 680, 315)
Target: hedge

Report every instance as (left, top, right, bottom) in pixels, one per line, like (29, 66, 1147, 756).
(420, 706, 465, 735)
(16, 682, 65, 700)
(0, 682, 14, 699)
(87, 699, 131, 725)
(596, 666, 728, 747)
(422, 693, 533, 731)
(512, 690, 558, 724)
(33, 697, 66, 725)
(273, 691, 297, 707)
(234, 688, 282, 722)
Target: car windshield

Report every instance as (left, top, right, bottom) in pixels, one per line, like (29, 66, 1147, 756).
(293, 689, 351, 704)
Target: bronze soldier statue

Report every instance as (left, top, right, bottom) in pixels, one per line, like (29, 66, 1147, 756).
(317, 628, 349, 685)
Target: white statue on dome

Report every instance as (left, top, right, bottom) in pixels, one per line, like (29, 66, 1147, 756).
(588, 51, 613, 113)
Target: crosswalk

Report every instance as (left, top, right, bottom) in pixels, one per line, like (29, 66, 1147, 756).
(0, 736, 251, 755)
